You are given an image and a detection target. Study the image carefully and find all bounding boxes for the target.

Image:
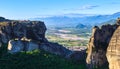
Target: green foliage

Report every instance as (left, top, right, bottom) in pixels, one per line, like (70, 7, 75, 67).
(0, 44, 8, 57)
(0, 49, 87, 69)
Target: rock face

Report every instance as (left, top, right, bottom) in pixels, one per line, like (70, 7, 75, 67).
(106, 26, 120, 69)
(0, 20, 46, 44)
(86, 24, 118, 68)
(8, 40, 39, 53)
(39, 42, 72, 57)
(0, 20, 47, 53)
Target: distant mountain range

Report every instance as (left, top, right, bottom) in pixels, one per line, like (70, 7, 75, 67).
(30, 12, 120, 28)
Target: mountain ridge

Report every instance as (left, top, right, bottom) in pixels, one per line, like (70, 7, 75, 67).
(30, 12, 120, 27)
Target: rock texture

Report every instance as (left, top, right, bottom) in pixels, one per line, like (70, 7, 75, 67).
(86, 23, 118, 68)
(86, 18, 120, 69)
(8, 40, 39, 53)
(0, 20, 46, 44)
(106, 23, 120, 69)
(0, 20, 47, 53)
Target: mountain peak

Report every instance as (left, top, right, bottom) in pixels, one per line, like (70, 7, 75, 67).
(112, 12, 120, 16)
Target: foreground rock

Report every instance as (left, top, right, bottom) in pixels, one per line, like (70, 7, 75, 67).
(0, 20, 46, 43)
(86, 18, 120, 69)
(106, 19, 120, 69)
(86, 22, 118, 68)
(8, 39, 71, 57)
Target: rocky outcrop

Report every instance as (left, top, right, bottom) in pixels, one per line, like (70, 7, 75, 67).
(0, 20, 47, 53)
(106, 20, 120, 69)
(0, 20, 47, 44)
(86, 23, 118, 68)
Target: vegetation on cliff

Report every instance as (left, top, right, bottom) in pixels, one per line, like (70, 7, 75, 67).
(0, 44, 86, 69)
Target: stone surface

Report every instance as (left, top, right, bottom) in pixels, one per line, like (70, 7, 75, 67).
(0, 18, 47, 53)
(86, 24, 118, 69)
(8, 40, 39, 53)
(8, 40, 24, 53)
(27, 41, 39, 51)
(116, 18, 120, 25)
(39, 42, 72, 57)
(106, 26, 120, 69)
(0, 20, 47, 44)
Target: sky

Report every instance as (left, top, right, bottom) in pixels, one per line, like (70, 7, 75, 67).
(0, 0, 120, 19)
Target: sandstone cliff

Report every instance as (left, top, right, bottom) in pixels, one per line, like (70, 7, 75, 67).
(86, 18, 120, 69)
(106, 18, 120, 69)
(86, 21, 118, 69)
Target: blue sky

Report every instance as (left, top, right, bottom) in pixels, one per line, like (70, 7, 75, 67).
(0, 0, 120, 19)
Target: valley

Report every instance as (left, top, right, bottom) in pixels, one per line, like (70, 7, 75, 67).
(46, 27, 91, 51)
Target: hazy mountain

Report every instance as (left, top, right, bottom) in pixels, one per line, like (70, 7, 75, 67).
(99, 19, 116, 26)
(76, 23, 92, 29)
(30, 12, 120, 27)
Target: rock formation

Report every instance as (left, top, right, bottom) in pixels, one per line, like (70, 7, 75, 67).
(106, 18, 120, 69)
(0, 20, 48, 52)
(0, 19, 71, 56)
(86, 22, 118, 68)
(86, 18, 120, 69)
(0, 20, 47, 43)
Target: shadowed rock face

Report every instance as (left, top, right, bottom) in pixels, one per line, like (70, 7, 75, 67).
(0, 19, 48, 53)
(106, 26, 120, 69)
(116, 18, 120, 25)
(0, 20, 47, 43)
(86, 22, 118, 69)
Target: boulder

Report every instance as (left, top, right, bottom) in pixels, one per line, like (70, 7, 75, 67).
(8, 40, 24, 53)
(8, 40, 39, 53)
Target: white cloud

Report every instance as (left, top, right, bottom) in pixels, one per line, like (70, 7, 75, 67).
(64, 5, 99, 11)
(79, 5, 98, 10)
